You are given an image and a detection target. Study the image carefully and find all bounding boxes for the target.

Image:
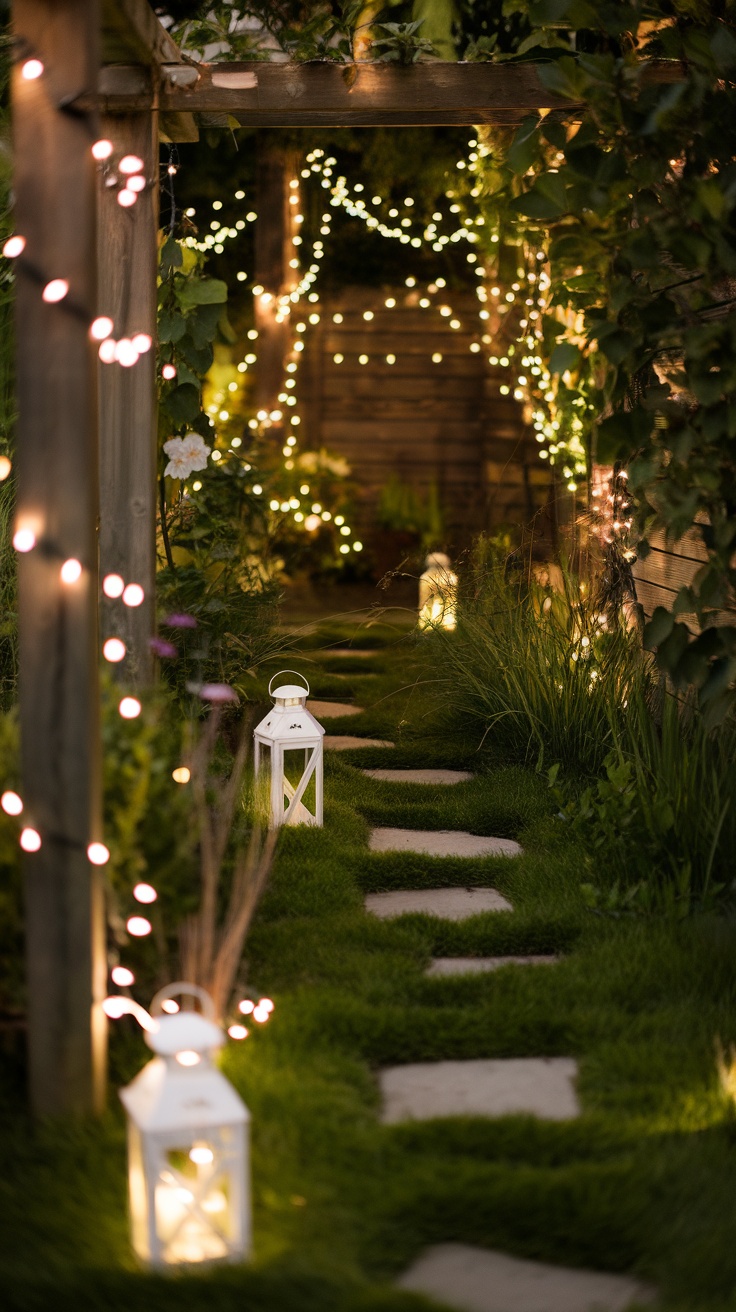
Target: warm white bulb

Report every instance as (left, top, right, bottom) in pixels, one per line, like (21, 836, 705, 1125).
(175, 1050, 200, 1067)
(60, 558, 82, 584)
(103, 637, 126, 662)
(126, 915, 151, 937)
(20, 827, 41, 852)
(119, 155, 144, 175)
(122, 583, 144, 607)
(115, 338, 139, 368)
(228, 1025, 248, 1041)
(87, 842, 110, 865)
(102, 573, 125, 598)
(131, 333, 152, 353)
(161, 363, 177, 380)
(133, 882, 157, 904)
(117, 189, 136, 208)
(127, 175, 146, 193)
(21, 58, 44, 80)
(91, 139, 113, 161)
(42, 279, 69, 303)
(0, 456, 11, 481)
(119, 697, 141, 719)
(13, 528, 36, 553)
(98, 339, 117, 363)
(172, 766, 191, 784)
(90, 316, 114, 341)
(3, 235, 25, 259)
(238, 999, 255, 1015)
(111, 965, 134, 986)
(1, 790, 23, 816)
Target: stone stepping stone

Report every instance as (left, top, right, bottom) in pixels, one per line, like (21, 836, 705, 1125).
(379, 1058, 580, 1124)
(397, 1244, 656, 1312)
(324, 735, 395, 751)
(427, 956, 558, 977)
(370, 828, 522, 859)
(308, 699, 363, 719)
(363, 768, 473, 785)
(326, 648, 378, 658)
(365, 888, 512, 921)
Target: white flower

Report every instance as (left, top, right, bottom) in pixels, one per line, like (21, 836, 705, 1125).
(163, 433, 211, 479)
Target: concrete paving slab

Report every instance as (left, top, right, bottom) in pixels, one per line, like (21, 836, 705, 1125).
(363, 769, 473, 785)
(397, 1244, 656, 1312)
(308, 699, 363, 718)
(427, 956, 558, 977)
(324, 736, 395, 751)
(365, 888, 512, 921)
(380, 1058, 580, 1124)
(370, 828, 522, 859)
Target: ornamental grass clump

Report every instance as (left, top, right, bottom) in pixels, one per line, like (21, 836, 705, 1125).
(435, 537, 649, 777)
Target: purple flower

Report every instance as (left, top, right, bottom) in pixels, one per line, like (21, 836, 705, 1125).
(199, 683, 239, 703)
(163, 612, 198, 629)
(149, 637, 178, 659)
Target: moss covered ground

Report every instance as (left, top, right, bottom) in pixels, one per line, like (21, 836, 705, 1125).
(2, 618, 736, 1310)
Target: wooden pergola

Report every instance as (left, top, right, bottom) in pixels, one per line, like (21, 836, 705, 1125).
(11, 0, 674, 1116)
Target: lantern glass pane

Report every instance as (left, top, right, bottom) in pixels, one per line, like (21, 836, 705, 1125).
(154, 1143, 235, 1264)
(283, 745, 317, 823)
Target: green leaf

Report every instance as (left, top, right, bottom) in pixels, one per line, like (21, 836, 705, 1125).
(176, 278, 228, 310)
(159, 310, 187, 344)
(164, 384, 200, 425)
(160, 236, 183, 278)
(549, 342, 581, 373)
(644, 606, 674, 650)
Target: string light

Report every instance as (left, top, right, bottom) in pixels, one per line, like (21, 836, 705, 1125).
(3, 235, 25, 258)
(20, 827, 41, 852)
(21, 58, 44, 80)
(60, 558, 82, 584)
(122, 583, 144, 607)
(102, 573, 125, 598)
(92, 139, 113, 161)
(1, 790, 23, 816)
(87, 842, 110, 865)
(0, 457, 10, 480)
(42, 279, 68, 303)
(90, 316, 114, 340)
(103, 637, 126, 662)
(126, 915, 151, 937)
(172, 766, 191, 784)
(13, 528, 35, 552)
(111, 965, 134, 986)
(119, 697, 141, 719)
(133, 882, 157, 904)
(119, 155, 144, 175)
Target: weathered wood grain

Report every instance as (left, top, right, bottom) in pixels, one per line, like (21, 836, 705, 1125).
(98, 108, 159, 682)
(13, 0, 106, 1116)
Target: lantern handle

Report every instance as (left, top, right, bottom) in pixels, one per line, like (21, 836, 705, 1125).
(150, 981, 216, 1019)
(268, 670, 310, 699)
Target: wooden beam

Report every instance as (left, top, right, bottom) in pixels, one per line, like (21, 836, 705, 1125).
(97, 56, 684, 126)
(98, 102, 160, 683)
(12, 0, 106, 1116)
(99, 59, 577, 123)
(102, 0, 181, 66)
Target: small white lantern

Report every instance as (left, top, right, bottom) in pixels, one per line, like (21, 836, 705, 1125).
(254, 671, 324, 827)
(419, 551, 458, 631)
(119, 983, 250, 1269)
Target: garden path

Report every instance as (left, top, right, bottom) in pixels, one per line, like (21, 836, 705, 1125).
(312, 625, 658, 1312)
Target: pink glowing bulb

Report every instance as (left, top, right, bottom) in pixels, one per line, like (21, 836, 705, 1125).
(42, 279, 69, 304)
(87, 842, 110, 865)
(117, 189, 136, 208)
(114, 338, 139, 368)
(91, 139, 114, 161)
(119, 155, 145, 175)
(118, 697, 141, 719)
(90, 316, 114, 341)
(20, 827, 41, 852)
(228, 1024, 248, 1040)
(21, 59, 44, 80)
(3, 235, 25, 259)
(131, 333, 152, 354)
(126, 915, 151, 937)
(98, 339, 117, 363)
(161, 363, 177, 380)
(111, 965, 134, 987)
(103, 638, 126, 663)
(13, 528, 36, 553)
(102, 573, 125, 598)
(1, 791, 23, 816)
(133, 882, 157, 904)
(122, 583, 144, 607)
(127, 175, 146, 193)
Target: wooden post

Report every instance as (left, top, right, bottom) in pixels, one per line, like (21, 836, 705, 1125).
(12, 0, 106, 1114)
(98, 101, 159, 680)
(254, 141, 298, 411)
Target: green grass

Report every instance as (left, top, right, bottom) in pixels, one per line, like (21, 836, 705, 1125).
(3, 619, 736, 1310)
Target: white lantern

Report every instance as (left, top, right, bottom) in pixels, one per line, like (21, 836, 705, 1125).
(419, 551, 458, 631)
(254, 671, 324, 827)
(119, 983, 250, 1269)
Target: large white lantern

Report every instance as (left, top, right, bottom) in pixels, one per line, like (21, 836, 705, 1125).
(119, 983, 250, 1269)
(254, 671, 324, 827)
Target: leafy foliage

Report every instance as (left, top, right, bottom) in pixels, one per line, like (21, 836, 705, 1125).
(465, 2, 736, 712)
(369, 18, 437, 62)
